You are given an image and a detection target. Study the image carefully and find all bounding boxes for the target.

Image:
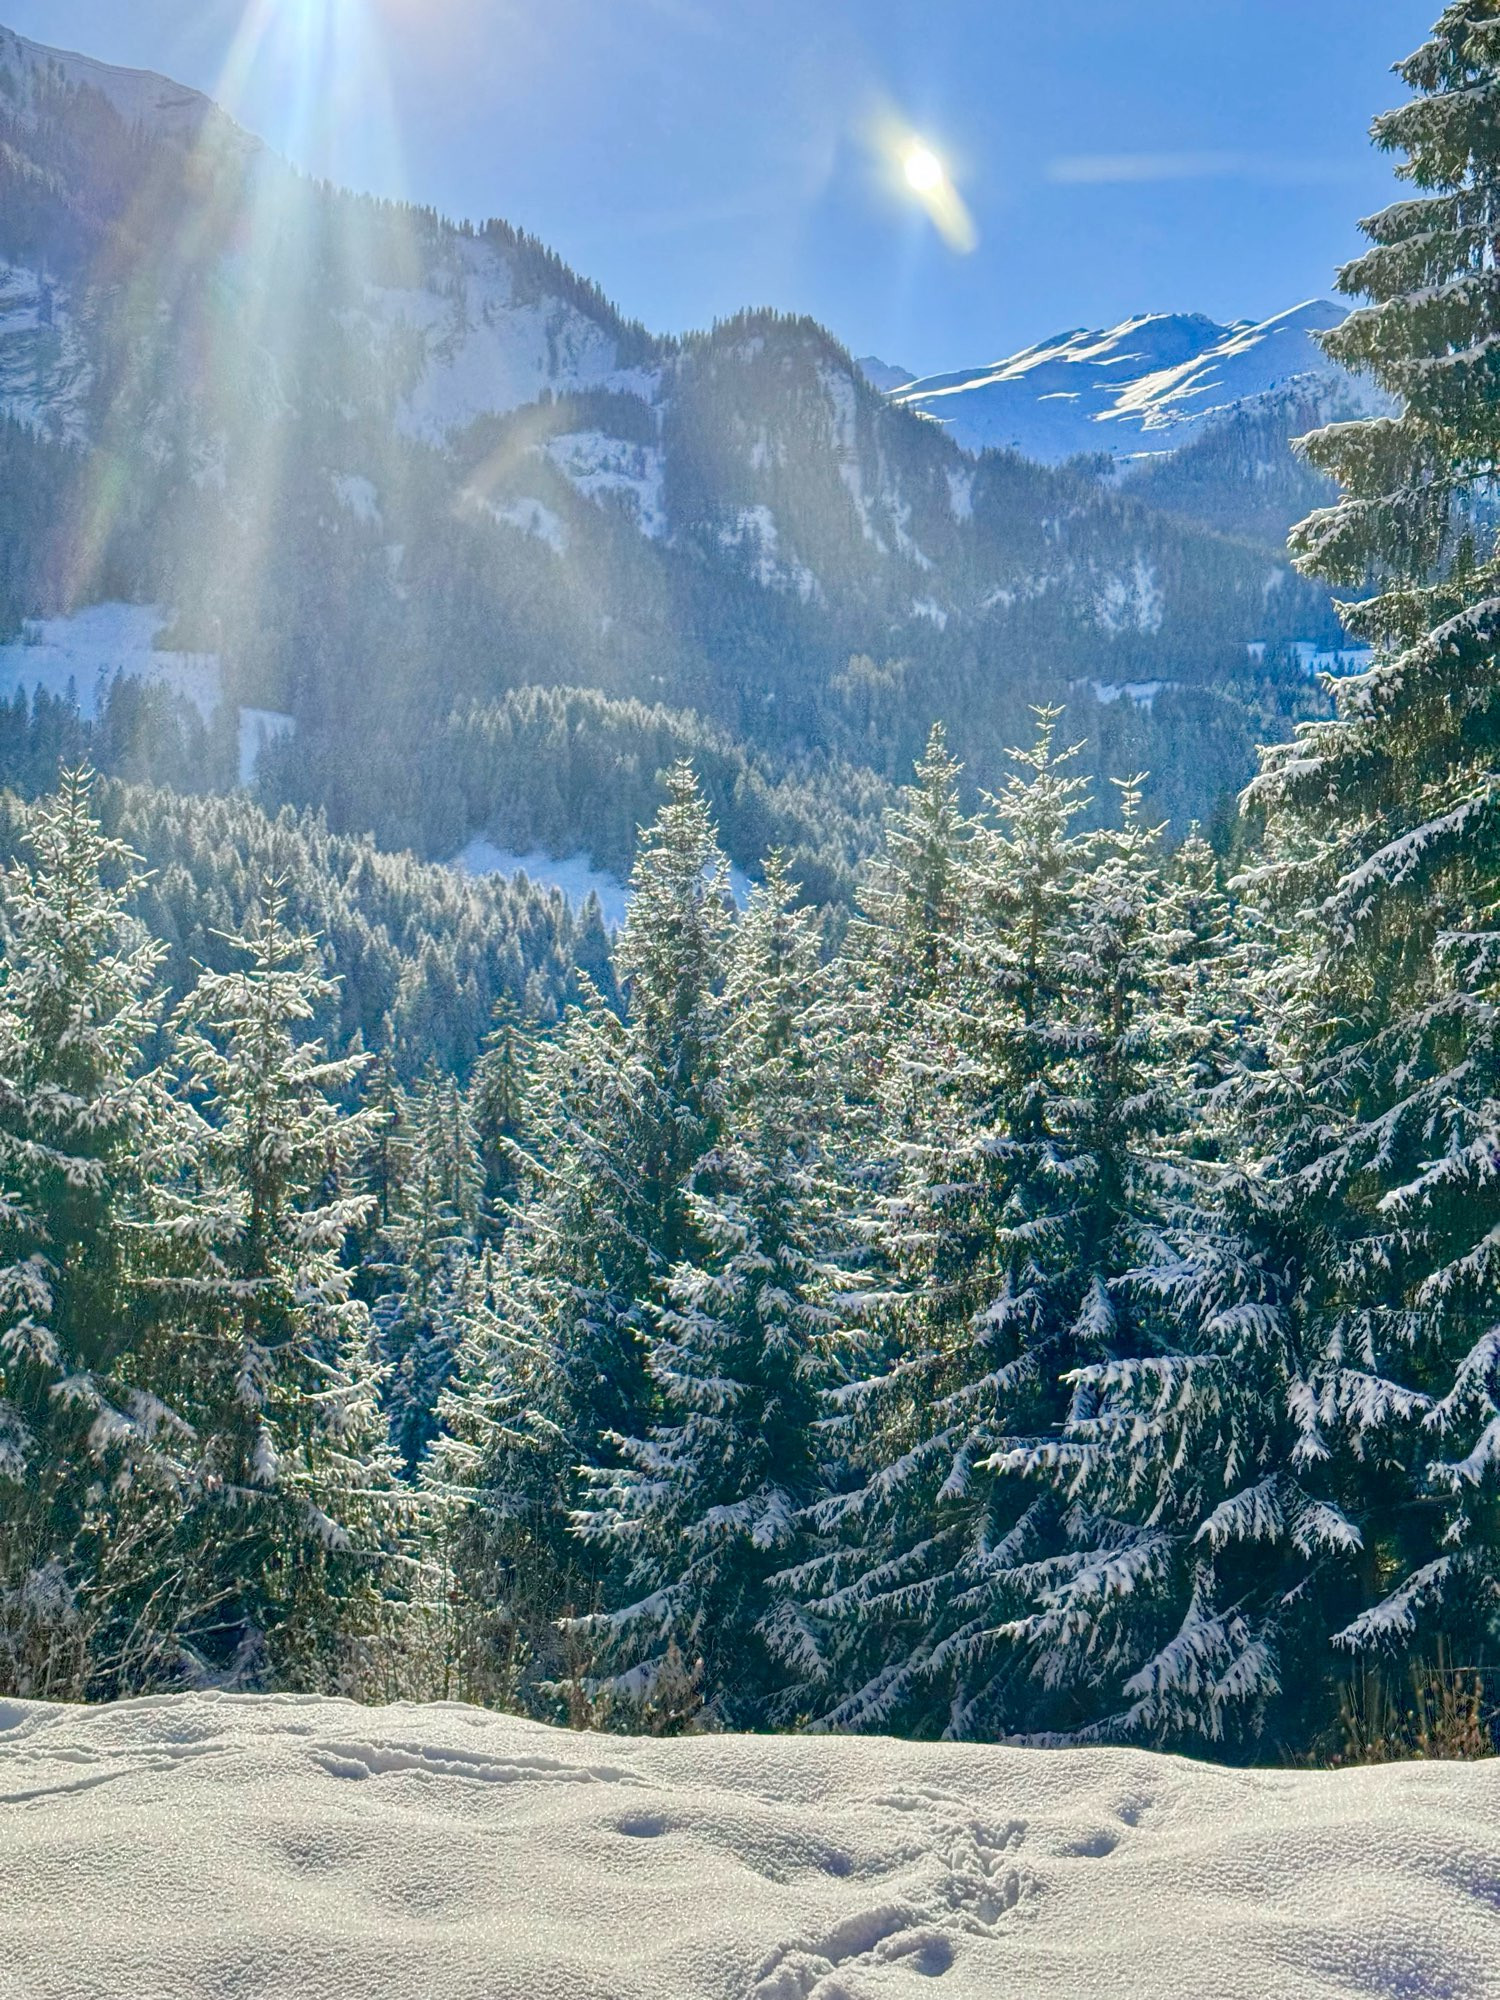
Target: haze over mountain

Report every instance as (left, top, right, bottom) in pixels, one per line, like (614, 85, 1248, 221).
(0, 21, 1361, 881)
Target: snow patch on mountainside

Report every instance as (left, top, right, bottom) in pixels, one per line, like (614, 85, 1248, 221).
(716, 507, 820, 600)
(544, 430, 667, 539)
(453, 842, 752, 926)
(0, 604, 220, 720)
(452, 840, 628, 928)
(1096, 557, 1166, 635)
(890, 301, 1370, 463)
(2, 1693, 1496, 2000)
(349, 238, 658, 447)
(0, 603, 295, 780)
(1090, 679, 1170, 709)
(485, 495, 569, 554)
(332, 474, 382, 526)
(238, 706, 295, 785)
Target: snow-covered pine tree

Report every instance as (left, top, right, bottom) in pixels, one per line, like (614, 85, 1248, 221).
(988, 816, 1288, 1747)
(1262, 1, 1500, 1708)
(800, 715, 1093, 1735)
(165, 887, 397, 1688)
(443, 768, 732, 1692)
(842, 721, 972, 1038)
(378, 1065, 483, 1474)
(0, 770, 188, 1697)
(573, 857, 845, 1726)
(469, 992, 534, 1221)
(357, 1047, 413, 1264)
(807, 723, 1207, 1737)
(994, 9, 1500, 1750)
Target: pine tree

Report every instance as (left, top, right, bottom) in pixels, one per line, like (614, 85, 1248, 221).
(843, 722, 972, 1038)
(470, 993, 533, 1222)
(0, 770, 187, 1697)
(990, 815, 1280, 1746)
(164, 886, 396, 1688)
(573, 858, 844, 1725)
(358, 1047, 413, 1260)
(378, 1065, 483, 1474)
(445, 769, 733, 1700)
(994, 9, 1500, 1749)
(808, 722, 1207, 1736)
(1226, 1, 1500, 1719)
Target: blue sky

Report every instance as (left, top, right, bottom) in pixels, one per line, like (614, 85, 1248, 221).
(8, 0, 1436, 373)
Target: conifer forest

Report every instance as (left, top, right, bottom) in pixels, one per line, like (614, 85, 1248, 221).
(3, 3, 1500, 1778)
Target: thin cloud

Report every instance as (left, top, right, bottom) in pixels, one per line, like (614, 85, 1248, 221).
(1048, 151, 1364, 187)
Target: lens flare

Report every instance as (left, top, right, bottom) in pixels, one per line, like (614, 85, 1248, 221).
(867, 110, 978, 255)
(903, 144, 945, 195)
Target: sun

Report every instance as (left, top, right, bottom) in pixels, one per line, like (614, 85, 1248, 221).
(903, 143, 945, 195)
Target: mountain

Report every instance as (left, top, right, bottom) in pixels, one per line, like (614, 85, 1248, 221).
(0, 23, 1356, 879)
(855, 354, 916, 393)
(886, 302, 1375, 463)
(0, 22, 259, 161)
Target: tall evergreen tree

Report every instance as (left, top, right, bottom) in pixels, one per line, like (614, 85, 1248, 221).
(808, 722, 1206, 1736)
(164, 887, 396, 1688)
(445, 768, 733, 1699)
(995, 7, 1500, 1749)
(378, 1065, 483, 1474)
(470, 993, 534, 1223)
(0, 771, 186, 1697)
(1256, 0, 1500, 1708)
(574, 858, 844, 1725)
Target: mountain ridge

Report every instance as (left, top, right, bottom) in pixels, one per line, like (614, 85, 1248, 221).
(0, 18, 1357, 870)
(887, 300, 1377, 463)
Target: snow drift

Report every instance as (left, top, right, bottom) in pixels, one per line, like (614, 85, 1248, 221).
(2, 1694, 1495, 1998)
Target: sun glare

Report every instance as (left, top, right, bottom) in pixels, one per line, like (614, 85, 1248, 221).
(903, 144, 945, 195)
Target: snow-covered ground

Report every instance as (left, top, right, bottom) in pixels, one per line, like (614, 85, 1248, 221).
(238, 706, 297, 787)
(1, 1693, 1494, 1999)
(452, 839, 631, 929)
(0, 604, 221, 722)
(0, 603, 295, 783)
(453, 840, 753, 930)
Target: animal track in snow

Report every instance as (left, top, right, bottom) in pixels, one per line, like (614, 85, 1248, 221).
(751, 1805, 1032, 1994)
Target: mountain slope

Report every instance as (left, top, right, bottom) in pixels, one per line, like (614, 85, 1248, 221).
(0, 22, 1354, 860)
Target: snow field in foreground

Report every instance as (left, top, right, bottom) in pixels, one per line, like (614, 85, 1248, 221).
(1, 1694, 1496, 1999)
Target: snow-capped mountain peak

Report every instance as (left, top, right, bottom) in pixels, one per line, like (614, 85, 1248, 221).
(888, 300, 1357, 463)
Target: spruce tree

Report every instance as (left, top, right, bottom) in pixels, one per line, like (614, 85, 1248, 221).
(992, 822, 1279, 1746)
(1261, 1, 1500, 1712)
(377, 1065, 483, 1474)
(470, 993, 533, 1222)
(446, 769, 732, 1697)
(998, 8, 1500, 1748)
(165, 886, 396, 1688)
(574, 858, 844, 1725)
(809, 723, 1206, 1736)
(801, 716, 1093, 1734)
(0, 770, 186, 1697)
